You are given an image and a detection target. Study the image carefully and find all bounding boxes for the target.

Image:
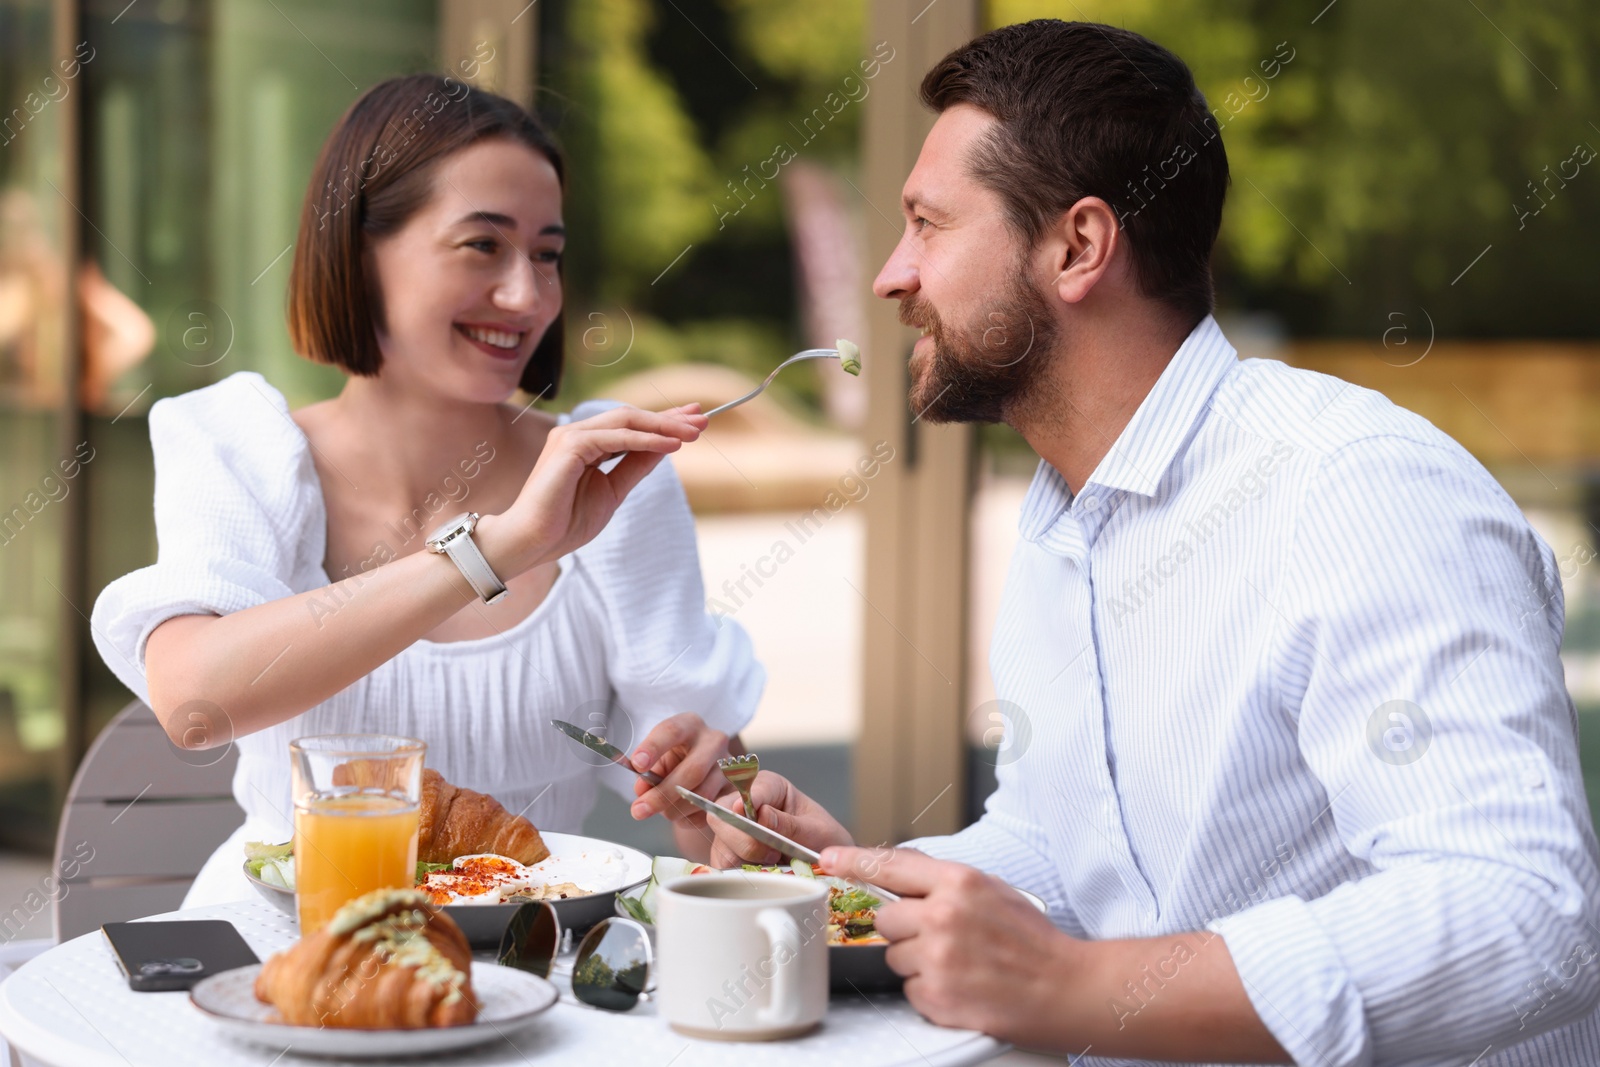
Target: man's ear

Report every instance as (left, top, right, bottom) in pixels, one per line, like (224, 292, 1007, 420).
(1048, 196, 1121, 305)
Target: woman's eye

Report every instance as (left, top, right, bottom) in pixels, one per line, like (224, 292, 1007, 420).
(536, 249, 564, 264)
(466, 239, 497, 254)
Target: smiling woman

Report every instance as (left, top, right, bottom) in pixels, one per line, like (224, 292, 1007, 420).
(287, 74, 566, 402)
(88, 74, 765, 908)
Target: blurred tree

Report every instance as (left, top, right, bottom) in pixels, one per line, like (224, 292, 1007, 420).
(543, 0, 884, 412)
(990, 0, 1600, 338)
(558, 0, 718, 302)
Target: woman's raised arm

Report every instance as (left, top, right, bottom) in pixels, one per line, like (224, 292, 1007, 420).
(143, 404, 706, 747)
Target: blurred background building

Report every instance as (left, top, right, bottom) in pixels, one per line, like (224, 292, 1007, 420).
(1, 0, 1597, 943)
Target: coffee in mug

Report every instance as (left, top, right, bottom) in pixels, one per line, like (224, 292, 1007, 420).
(656, 872, 829, 1040)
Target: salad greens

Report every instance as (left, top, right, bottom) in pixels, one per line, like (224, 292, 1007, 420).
(618, 894, 652, 923)
(627, 856, 702, 923)
(622, 855, 885, 943)
(244, 842, 455, 893)
(244, 840, 294, 889)
(831, 888, 881, 914)
(742, 858, 814, 877)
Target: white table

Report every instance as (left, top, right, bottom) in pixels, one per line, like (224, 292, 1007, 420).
(0, 898, 1028, 1067)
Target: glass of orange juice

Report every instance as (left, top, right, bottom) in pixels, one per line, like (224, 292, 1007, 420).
(290, 734, 426, 933)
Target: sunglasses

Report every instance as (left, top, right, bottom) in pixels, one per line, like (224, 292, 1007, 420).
(497, 901, 654, 1012)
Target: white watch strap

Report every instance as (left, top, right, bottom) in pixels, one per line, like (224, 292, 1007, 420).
(443, 531, 509, 604)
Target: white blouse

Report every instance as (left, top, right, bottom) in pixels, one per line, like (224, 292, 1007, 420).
(90, 371, 764, 907)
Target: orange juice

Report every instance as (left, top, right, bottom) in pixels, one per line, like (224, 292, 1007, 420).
(294, 793, 420, 933)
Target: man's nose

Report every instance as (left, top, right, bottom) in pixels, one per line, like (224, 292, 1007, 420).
(873, 236, 920, 300)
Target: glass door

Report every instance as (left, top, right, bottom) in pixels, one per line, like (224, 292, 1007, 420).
(0, 0, 80, 849)
(0, 0, 441, 846)
(77, 0, 440, 747)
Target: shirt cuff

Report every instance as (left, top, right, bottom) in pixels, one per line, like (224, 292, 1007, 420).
(1208, 894, 1371, 1067)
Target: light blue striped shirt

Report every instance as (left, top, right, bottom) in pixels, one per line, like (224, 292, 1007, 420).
(907, 316, 1600, 1066)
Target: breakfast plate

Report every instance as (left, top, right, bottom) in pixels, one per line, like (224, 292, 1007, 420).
(244, 831, 652, 945)
(190, 962, 558, 1057)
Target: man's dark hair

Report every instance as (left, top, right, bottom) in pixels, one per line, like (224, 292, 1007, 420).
(921, 20, 1229, 327)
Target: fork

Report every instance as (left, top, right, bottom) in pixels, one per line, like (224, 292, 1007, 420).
(703, 342, 858, 418)
(718, 752, 761, 819)
(599, 343, 859, 465)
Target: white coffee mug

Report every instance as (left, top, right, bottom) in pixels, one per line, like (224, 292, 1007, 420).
(656, 871, 829, 1040)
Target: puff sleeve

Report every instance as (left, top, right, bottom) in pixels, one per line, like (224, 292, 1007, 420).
(89, 372, 325, 705)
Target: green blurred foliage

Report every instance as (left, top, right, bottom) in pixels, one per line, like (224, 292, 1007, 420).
(717, 0, 871, 170)
(563, 0, 719, 302)
(991, 0, 1600, 337)
(542, 0, 882, 413)
(723, 0, 867, 82)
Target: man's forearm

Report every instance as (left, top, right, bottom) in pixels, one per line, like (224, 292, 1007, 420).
(1042, 931, 1288, 1063)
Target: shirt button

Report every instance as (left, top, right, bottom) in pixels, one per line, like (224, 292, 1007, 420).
(1522, 764, 1545, 790)
(1080, 494, 1099, 511)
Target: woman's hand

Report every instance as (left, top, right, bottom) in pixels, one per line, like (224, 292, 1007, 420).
(626, 713, 736, 841)
(477, 404, 706, 576)
(704, 770, 854, 868)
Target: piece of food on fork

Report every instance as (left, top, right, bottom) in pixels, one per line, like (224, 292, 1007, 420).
(254, 888, 476, 1029)
(836, 338, 862, 376)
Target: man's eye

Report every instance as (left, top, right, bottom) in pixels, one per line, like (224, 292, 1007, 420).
(914, 216, 931, 232)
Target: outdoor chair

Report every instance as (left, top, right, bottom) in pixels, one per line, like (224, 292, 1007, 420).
(50, 700, 243, 941)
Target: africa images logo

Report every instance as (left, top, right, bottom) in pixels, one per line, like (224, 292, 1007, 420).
(1366, 699, 1431, 766)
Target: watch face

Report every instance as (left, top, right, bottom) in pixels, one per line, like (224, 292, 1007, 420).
(426, 512, 475, 548)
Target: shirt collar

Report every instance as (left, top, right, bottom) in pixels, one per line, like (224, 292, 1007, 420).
(1018, 315, 1237, 543)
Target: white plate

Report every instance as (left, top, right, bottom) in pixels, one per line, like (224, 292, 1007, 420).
(244, 831, 655, 945)
(190, 962, 558, 1058)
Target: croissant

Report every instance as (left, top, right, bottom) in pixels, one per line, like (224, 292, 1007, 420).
(329, 758, 409, 793)
(254, 888, 477, 1029)
(419, 768, 550, 866)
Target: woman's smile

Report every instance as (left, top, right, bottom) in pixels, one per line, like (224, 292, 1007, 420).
(455, 321, 527, 361)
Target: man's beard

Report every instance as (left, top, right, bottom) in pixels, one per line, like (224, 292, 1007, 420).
(901, 274, 1057, 425)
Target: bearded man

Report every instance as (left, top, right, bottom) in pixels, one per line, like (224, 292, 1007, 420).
(699, 19, 1600, 1067)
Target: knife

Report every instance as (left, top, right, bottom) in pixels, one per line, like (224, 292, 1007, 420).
(673, 785, 900, 903)
(550, 719, 663, 785)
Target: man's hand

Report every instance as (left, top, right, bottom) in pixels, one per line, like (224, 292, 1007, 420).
(820, 846, 1289, 1062)
(820, 846, 1079, 1047)
(703, 771, 853, 868)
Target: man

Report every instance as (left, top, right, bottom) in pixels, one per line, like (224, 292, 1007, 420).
(697, 20, 1600, 1066)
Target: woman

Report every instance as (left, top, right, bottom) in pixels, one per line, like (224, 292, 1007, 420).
(90, 74, 763, 906)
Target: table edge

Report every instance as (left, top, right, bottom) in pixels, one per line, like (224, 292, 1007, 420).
(0, 900, 1015, 1067)
(0, 960, 143, 1067)
(913, 1036, 1011, 1067)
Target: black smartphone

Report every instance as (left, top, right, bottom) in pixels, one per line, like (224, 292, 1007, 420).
(102, 920, 260, 992)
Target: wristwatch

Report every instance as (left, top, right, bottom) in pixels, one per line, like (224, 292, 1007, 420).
(425, 512, 509, 605)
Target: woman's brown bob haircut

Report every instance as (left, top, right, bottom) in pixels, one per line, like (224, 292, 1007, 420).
(288, 74, 566, 397)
